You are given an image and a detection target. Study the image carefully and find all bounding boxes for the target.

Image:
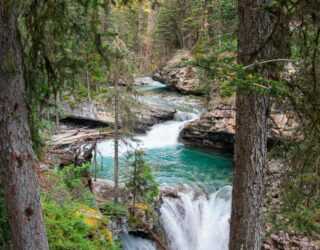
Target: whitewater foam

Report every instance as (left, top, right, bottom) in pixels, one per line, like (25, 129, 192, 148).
(160, 186, 232, 250)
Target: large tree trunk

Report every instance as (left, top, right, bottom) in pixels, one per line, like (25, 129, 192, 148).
(0, 1, 49, 249)
(229, 0, 272, 249)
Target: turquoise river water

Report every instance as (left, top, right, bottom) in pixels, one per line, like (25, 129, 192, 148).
(95, 77, 233, 250)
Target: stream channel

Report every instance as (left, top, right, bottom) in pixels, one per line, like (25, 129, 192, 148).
(96, 77, 233, 250)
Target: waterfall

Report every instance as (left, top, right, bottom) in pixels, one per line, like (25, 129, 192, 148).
(97, 120, 186, 157)
(160, 186, 232, 250)
(97, 112, 198, 157)
(122, 234, 156, 250)
(96, 78, 232, 250)
(121, 186, 231, 250)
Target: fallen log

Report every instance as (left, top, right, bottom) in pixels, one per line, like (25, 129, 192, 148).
(49, 141, 97, 168)
(51, 130, 113, 148)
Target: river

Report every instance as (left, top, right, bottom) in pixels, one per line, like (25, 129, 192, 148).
(96, 77, 233, 250)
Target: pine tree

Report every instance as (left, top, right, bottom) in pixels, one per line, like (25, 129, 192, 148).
(125, 150, 159, 214)
(229, 0, 273, 249)
(0, 1, 49, 248)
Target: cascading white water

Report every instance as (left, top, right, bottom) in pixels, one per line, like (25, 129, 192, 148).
(122, 234, 156, 250)
(160, 186, 232, 250)
(97, 78, 232, 250)
(97, 77, 200, 156)
(97, 112, 198, 157)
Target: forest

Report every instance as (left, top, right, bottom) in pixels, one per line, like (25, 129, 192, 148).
(0, 0, 319, 249)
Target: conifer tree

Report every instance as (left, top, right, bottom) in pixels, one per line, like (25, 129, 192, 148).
(229, 0, 273, 249)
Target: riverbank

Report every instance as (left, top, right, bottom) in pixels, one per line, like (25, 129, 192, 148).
(46, 74, 318, 250)
(47, 77, 234, 250)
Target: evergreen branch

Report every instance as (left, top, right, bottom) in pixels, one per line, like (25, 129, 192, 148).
(243, 58, 297, 69)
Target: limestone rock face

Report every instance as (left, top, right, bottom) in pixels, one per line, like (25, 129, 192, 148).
(180, 98, 297, 152)
(153, 51, 204, 96)
(61, 101, 176, 133)
(180, 99, 236, 151)
(133, 103, 176, 133)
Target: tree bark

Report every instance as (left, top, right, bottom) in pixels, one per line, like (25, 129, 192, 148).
(0, 1, 49, 249)
(54, 91, 60, 127)
(229, 0, 272, 249)
(85, 53, 91, 103)
(138, 0, 144, 53)
(114, 73, 120, 203)
(145, 5, 155, 75)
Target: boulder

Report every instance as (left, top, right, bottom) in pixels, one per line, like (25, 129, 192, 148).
(180, 98, 297, 152)
(92, 178, 129, 204)
(153, 51, 205, 96)
(179, 98, 236, 151)
(134, 103, 176, 133)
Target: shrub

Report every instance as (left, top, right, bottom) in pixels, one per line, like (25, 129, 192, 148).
(101, 201, 129, 218)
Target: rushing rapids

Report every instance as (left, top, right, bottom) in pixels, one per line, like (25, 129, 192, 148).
(160, 186, 231, 250)
(96, 78, 233, 250)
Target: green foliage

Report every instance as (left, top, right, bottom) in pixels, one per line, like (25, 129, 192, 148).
(59, 164, 90, 187)
(101, 201, 129, 218)
(191, 36, 292, 99)
(190, 34, 237, 97)
(267, 185, 320, 236)
(42, 165, 120, 249)
(48, 165, 94, 205)
(154, 0, 205, 62)
(17, 0, 114, 154)
(282, 200, 320, 235)
(43, 195, 95, 250)
(219, 0, 237, 21)
(101, 35, 138, 136)
(125, 150, 159, 206)
(153, 0, 236, 65)
(25, 113, 48, 156)
(108, 4, 140, 53)
(272, 143, 320, 235)
(43, 195, 120, 250)
(56, 164, 94, 206)
(267, 0, 320, 236)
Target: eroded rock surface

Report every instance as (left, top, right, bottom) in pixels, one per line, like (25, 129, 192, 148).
(153, 51, 205, 96)
(61, 101, 176, 133)
(92, 178, 129, 204)
(180, 98, 297, 152)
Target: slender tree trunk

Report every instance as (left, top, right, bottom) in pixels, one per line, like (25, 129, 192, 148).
(218, 2, 222, 47)
(0, 1, 49, 249)
(132, 156, 137, 216)
(86, 70, 91, 102)
(138, 0, 144, 53)
(114, 75, 120, 203)
(54, 90, 60, 127)
(145, 5, 155, 75)
(229, 0, 272, 249)
(85, 53, 91, 103)
(205, 0, 215, 42)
